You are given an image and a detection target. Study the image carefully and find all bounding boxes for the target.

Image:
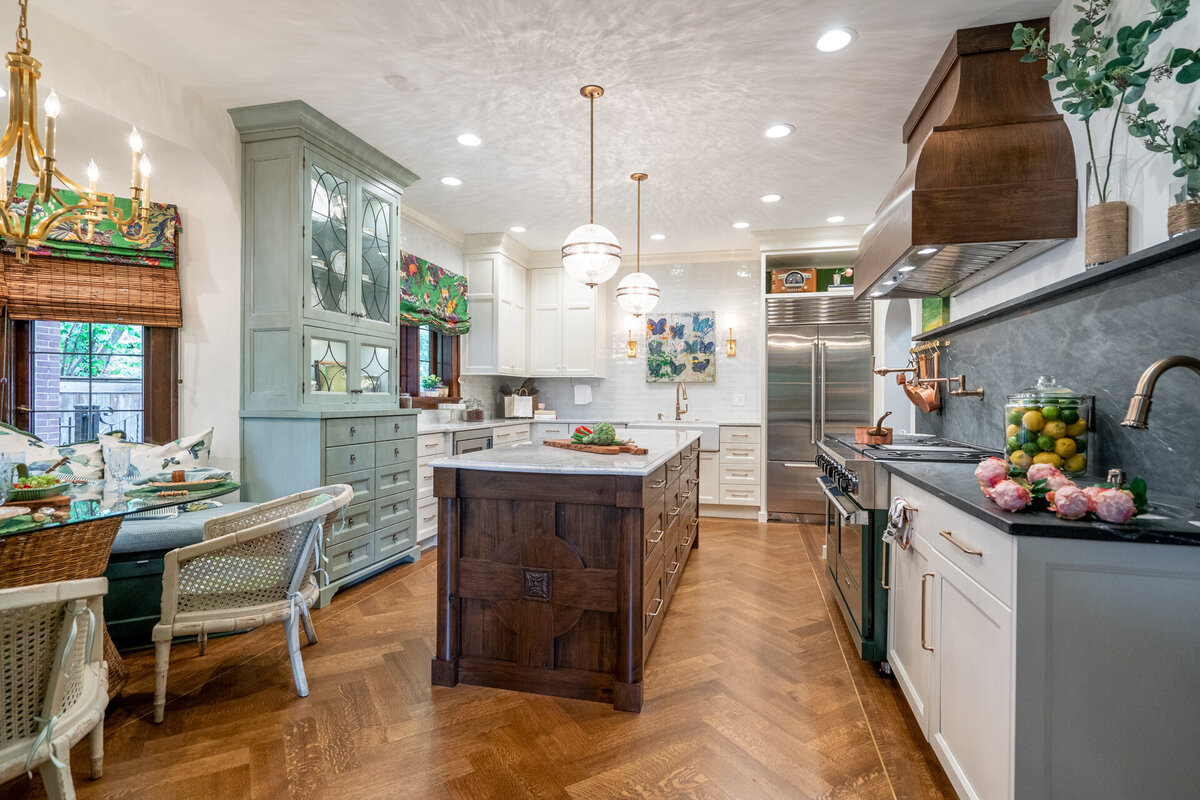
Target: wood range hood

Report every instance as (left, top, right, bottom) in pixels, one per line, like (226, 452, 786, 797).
(853, 19, 1077, 301)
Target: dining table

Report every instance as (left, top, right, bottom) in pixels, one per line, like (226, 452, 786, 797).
(0, 479, 241, 698)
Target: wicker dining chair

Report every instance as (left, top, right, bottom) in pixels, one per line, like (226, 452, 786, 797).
(0, 577, 109, 800)
(152, 485, 352, 723)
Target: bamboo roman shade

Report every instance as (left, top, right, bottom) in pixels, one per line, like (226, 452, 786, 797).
(0, 183, 183, 327)
(399, 251, 470, 335)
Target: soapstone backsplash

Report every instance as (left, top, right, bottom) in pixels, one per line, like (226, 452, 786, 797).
(917, 248, 1200, 502)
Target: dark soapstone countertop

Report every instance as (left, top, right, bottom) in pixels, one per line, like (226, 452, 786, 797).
(883, 461, 1200, 546)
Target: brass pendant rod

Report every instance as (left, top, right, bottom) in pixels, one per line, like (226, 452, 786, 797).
(636, 176, 640, 272)
(589, 92, 594, 225)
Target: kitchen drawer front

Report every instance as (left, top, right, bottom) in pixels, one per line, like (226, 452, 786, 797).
(837, 554, 863, 628)
(719, 485, 760, 506)
(417, 433, 446, 458)
(506, 424, 530, 443)
(534, 423, 569, 439)
(902, 481, 1015, 606)
(643, 465, 668, 507)
(377, 463, 415, 498)
(325, 443, 374, 478)
(333, 469, 374, 509)
(375, 438, 416, 468)
(643, 557, 666, 644)
(664, 524, 683, 596)
(416, 459, 435, 499)
(720, 464, 761, 485)
(664, 451, 685, 479)
(680, 517, 699, 554)
(327, 502, 374, 548)
(492, 424, 531, 445)
(327, 533, 374, 582)
(376, 519, 416, 561)
(416, 496, 439, 539)
(720, 443, 760, 465)
(720, 426, 760, 445)
(376, 415, 417, 441)
(643, 508, 666, 567)
(326, 417, 377, 447)
(375, 491, 416, 529)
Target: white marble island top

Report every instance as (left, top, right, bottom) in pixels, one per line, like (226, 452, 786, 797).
(428, 429, 700, 476)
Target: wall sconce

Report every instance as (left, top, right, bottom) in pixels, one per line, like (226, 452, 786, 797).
(627, 316, 639, 358)
(627, 329, 638, 358)
(726, 314, 737, 357)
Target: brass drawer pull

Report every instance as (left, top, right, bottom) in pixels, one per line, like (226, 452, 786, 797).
(940, 529, 983, 557)
(424, 442, 439, 448)
(647, 529, 664, 544)
(681, 536, 692, 546)
(921, 571, 934, 652)
(647, 597, 664, 617)
(666, 561, 679, 576)
(668, 507, 680, 517)
(423, 513, 437, 522)
(688, 478, 699, 486)
(423, 475, 433, 481)
(650, 479, 666, 488)
(681, 490, 693, 499)
(669, 464, 682, 472)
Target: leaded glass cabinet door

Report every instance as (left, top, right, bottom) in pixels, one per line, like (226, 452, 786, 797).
(357, 335, 395, 400)
(356, 180, 399, 337)
(304, 154, 353, 328)
(304, 326, 352, 405)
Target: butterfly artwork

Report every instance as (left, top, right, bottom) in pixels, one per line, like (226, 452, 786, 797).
(645, 311, 716, 383)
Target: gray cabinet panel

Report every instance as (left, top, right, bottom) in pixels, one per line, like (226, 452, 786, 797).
(376, 463, 415, 497)
(326, 416, 375, 446)
(335, 468, 374, 509)
(325, 443, 373, 477)
(375, 439, 414, 468)
(327, 533, 374, 581)
(375, 415, 416, 441)
(375, 491, 416, 529)
(331, 502, 374, 548)
(376, 519, 416, 560)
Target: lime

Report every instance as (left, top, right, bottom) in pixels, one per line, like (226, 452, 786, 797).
(1007, 409, 1023, 425)
(1074, 436, 1087, 454)
(1019, 429, 1036, 445)
(1043, 420, 1067, 439)
(1061, 408, 1079, 424)
(1006, 444, 1016, 455)
(1010, 450, 1032, 469)
(1041, 405, 1061, 421)
(1066, 419, 1087, 437)
(1064, 453, 1086, 473)
(1022, 410, 1045, 432)
(1041, 397, 1060, 406)
(1054, 437, 1077, 460)
(1037, 434, 1055, 451)
(1007, 435, 1021, 451)
(1021, 442, 1040, 456)
(1033, 452, 1063, 468)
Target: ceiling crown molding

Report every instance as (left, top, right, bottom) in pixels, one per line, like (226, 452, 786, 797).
(403, 203, 465, 248)
(462, 232, 533, 267)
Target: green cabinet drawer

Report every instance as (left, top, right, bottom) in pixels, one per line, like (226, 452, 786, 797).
(326, 417, 377, 447)
(327, 501, 373, 547)
(375, 415, 417, 441)
(375, 491, 415, 529)
(334, 468, 374, 508)
(327, 532, 374, 582)
(325, 443, 374, 477)
(375, 439, 415, 468)
(376, 463, 415, 497)
(376, 519, 415, 560)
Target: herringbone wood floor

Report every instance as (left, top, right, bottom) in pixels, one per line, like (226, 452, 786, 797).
(3, 520, 955, 800)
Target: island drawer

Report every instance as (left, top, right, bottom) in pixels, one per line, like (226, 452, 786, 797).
(664, 523, 683, 595)
(376, 415, 417, 441)
(680, 518, 698, 562)
(644, 509, 665, 567)
(418, 433, 446, 457)
(377, 463, 416, 497)
(665, 452, 685, 479)
(376, 439, 416, 468)
(327, 502, 374, 548)
(326, 417, 377, 447)
(376, 519, 416, 560)
(643, 557, 666, 648)
(375, 491, 416, 529)
(325, 443, 374, 478)
(643, 465, 668, 507)
(335, 469, 374, 509)
(327, 533, 374, 582)
(665, 491, 684, 530)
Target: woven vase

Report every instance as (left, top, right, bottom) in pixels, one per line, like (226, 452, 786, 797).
(1085, 201, 1128, 267)
(1167, 200, 1200, 238)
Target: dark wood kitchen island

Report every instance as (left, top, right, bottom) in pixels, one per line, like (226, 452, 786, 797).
(429, 429, 701, 712)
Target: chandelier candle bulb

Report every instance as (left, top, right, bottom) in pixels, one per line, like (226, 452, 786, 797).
(42, 90, 57, 158)
(86, 159, 98, 195)
(140, 154, 151, 204)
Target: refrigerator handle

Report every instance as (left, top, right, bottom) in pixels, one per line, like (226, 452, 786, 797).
(810, 341, 818, 444)
(819, 341, 828, 441)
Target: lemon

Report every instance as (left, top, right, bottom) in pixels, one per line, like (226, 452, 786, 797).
(1033, 452, 1063, 468)
(1006, 423, 1020, 438)
(1021, 410, 1045, 432)
(1043, 420, 1067, 439)
(1064, 454, 1087, 473)
(1054, 437, 1077, 459)
(1066, 419, 1087, 438)
(1010, 450, 1032, 469)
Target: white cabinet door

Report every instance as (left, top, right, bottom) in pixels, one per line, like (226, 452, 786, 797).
(886, 529, 935, 738)
(461, 254, 499, 374)
(929, 544, 1014, 800)
(698, 452, 718, 503)
(528, 268, 562, 376)
(562, 276, 602, 377)
(497, 258, 527, 375)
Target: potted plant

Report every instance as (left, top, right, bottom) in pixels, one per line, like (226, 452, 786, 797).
(1013, 0, 1189, 266)
(421, 374, 447, 397)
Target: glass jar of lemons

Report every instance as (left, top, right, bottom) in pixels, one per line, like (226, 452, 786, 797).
(1004, 376, 1094, 476)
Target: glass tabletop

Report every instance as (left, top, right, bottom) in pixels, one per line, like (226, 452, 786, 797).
(0, 481, 241, 537)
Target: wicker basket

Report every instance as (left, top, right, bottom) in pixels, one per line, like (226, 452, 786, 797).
(1168, 200, 1200, 238)
(1085, 201, 1128, 267)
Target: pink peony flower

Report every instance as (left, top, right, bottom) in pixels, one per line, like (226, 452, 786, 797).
(1051, 484, 1090, 520)
(1082, 485, 1106, 512)
(1094, 489, 1136, 524)
(975, 457, 1009, 489)
(988, 479, 1032, 512)
(1027, 463, 1075, 491)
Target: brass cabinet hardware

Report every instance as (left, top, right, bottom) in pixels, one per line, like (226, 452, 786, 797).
(647, 597, 664, 617)
(940, 529, 983, 556)
(669, 464, 682, 472)
(647, 529, 663, 544)
(668, 507, 680, 517)
(921, 571, 934, 652)
(666, 561, 679, 576)
(650, 479, 666, 488)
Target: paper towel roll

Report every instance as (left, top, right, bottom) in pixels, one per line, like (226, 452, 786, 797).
(574, 384, 592, 405)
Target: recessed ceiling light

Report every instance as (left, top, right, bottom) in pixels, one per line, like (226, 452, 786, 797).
(898, 265, 917, 272)
(816, 28, 857, 52)
(826, 214, 846, 223)
(457, 133, 482, 147)
(764, 123, 794, 139)
(732, 221, 750, 229)
(650, 233, 666, 240)
(917, 246, 939, 255)
(510, 226, 526, 233)
(440, 176, 462, 186)
(761, 193, 782, 203)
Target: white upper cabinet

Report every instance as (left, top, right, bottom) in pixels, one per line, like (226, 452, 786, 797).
(461, 234, 529, 377)
(527, 267, 607, 378)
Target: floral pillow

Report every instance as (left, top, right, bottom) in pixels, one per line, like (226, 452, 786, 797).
(0, 426, 105, 482)
(99, 427, 213, 480)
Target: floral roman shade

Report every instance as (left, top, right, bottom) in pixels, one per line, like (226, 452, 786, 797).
(399, 251, 470, 335)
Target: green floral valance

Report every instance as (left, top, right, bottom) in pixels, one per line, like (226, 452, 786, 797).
(399, 251, 470, 335)
(1, 183, 181, 268)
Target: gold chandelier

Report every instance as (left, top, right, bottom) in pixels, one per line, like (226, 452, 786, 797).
(0, 0, 154, 263)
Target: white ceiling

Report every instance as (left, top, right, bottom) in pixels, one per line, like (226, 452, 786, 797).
(38, 0, 1057, 254)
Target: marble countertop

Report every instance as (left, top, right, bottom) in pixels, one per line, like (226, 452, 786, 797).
(429, 429, 701, 476)
(884, 462, 1200, 546)
(417, 418, 760, 435)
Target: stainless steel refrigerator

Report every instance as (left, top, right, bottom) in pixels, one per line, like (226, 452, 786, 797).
(766, 295, 871, 517)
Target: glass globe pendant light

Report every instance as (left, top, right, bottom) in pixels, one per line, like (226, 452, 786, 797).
(562, 85, 621, 287)
(616, 172, 660, 316)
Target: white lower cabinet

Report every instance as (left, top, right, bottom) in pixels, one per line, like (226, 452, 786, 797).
(698, 452, 718, 503)
(886, 527, 934, 737)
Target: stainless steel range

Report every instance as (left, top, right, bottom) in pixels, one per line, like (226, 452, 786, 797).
(815, 433, 998, 663)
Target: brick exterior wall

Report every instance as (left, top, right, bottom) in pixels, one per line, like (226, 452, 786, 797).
(32, 323, 62, 444)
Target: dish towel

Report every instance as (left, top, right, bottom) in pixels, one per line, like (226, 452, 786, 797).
(574, 384, 592, 405)
(882, 496, 915, 550)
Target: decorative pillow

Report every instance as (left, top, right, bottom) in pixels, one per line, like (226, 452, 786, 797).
(99, 427, 214, 480)
(0, 426, 105, 481)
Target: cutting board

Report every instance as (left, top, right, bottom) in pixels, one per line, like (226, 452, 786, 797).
(543, 439, 649, 456)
